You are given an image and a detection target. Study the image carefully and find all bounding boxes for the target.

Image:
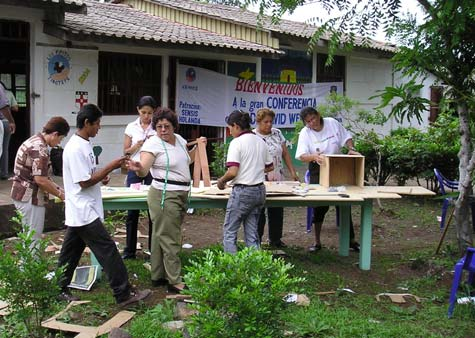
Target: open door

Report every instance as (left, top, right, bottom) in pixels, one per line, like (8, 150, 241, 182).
(0, 20, 30, 174)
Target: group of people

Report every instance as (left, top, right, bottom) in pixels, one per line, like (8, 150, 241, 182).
(8, 94, 360, 303)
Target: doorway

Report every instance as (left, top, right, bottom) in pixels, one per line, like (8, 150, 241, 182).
(0, 20, 30, 173)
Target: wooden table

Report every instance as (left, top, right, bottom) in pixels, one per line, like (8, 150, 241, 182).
(101, 184, 434, 271)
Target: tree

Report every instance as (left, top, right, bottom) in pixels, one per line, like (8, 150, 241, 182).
(223, 0, 475, 250)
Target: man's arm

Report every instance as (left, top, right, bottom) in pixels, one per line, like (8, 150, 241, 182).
(78, 157, 125, 189)
(34, 176, 65, 201)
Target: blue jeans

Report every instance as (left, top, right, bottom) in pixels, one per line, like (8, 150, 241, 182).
(123, 170, 153, 257)
(223, 184, 266, 253)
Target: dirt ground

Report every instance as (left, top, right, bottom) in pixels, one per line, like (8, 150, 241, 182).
(38, 195, 449, 270)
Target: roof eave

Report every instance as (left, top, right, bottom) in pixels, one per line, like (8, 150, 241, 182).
(0, 0, 87, 14)
(43, 23, 283, 58)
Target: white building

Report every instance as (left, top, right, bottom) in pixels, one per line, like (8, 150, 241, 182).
(0, 0, 435, 168)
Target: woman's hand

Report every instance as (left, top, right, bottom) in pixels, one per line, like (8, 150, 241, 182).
(313, 153, 324, 165)
(197, 136, 207, 145)
(127, 159, 143, 172)
(217, 178, 227, 190)
(348, 149, 361, 155)
(291, 172, 300, 181)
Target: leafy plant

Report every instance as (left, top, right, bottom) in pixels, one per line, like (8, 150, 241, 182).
(103, 210, 127, 235)
(209, 141, 229, 178)
(184, 247, 304, 338)
(128, 300, 182, 338)
(0, 212, 64, 337)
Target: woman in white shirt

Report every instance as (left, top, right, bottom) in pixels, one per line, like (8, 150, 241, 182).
(253, 108, 299, 248)
(122, 96, 157, 259)
(127, 108, 206, 293)
(295, 106, 360, 253)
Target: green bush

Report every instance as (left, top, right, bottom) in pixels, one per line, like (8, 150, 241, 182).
(184, 247, 304, 338)
(355, 111, 460, 186)
(209, 141, 229, 178)
(0, 213, 64, 337)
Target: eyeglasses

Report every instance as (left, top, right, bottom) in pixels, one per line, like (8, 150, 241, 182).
(156, 124, 172, 130)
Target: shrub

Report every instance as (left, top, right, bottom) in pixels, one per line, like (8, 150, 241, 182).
(209, 141, 229, 178)
(184, 247, 304, 338)
(0, 212, 64, 337)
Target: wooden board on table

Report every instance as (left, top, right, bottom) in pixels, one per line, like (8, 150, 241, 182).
(101, 187, 147, 200)
(375, 186, 435, 196)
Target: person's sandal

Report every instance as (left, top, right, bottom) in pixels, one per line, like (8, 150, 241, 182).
(167, 283, 187, 294)
(151, 278, 169, 287)
(308, 244, 322, 252)
(118, 289, 151, 308)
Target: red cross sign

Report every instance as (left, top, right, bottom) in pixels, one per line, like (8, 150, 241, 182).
(75, 91, 88, 108)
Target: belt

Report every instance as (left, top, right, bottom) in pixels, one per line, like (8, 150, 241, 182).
(154, 178, 190, 186)
(234, 182, 264, 187)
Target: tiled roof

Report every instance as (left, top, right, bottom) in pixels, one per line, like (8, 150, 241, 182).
(142, 0, 395, 52)
(9, 0, 87, 12)
(58, 1, 282, 54)
(42, 0, 84, 5)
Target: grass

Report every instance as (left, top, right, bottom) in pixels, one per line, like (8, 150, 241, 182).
(1, 196, 474, 337)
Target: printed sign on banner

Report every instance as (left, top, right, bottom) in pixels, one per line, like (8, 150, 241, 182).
(176, 64, 343, 128)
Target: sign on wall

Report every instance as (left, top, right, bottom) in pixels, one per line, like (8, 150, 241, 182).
(176, 64, 343, 127)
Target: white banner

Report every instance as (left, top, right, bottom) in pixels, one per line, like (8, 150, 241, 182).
(176, 64, 343, 128)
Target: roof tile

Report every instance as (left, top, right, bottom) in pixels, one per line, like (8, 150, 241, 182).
(60, 1, 281, 54)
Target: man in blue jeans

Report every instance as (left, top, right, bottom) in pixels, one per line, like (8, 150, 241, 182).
(57, 104, 151, 307)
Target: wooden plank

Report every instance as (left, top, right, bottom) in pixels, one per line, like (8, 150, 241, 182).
(198, 141, 211, 187)
(192, 146, 202, 188)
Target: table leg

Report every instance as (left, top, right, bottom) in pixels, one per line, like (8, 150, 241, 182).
(338, 205, 350, 256)
(359, 199, 373, 270)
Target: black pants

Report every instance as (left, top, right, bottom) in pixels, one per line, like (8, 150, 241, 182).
(258, 207, 284, 244)
(57, 218, 131, 303)
(309, 162, 356, 242)
(123, 170, 153, 256)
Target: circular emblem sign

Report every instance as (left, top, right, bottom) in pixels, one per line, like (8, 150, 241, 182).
(47, 50, 71, 85)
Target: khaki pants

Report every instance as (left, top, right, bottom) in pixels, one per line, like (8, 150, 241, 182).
(147, 186, 187, 285)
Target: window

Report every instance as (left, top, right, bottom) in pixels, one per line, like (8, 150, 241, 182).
(317, 53, 345, 84)
(98, 52, 161, 115)
(262, 49, 312, 83)
(227, 61, 256, 80)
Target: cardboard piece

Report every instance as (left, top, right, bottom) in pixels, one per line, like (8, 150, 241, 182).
(41, 301, 135, 337)
(319, 154, 365, 187)
(375, 293, 421, 303)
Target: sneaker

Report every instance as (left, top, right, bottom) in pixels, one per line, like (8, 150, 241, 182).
(118, 289, 151, 308)
(121, 253, 136, 260)
(308, 244, 322, 252)
(350, 241, 360, 252)
(58, 291, 80, 302)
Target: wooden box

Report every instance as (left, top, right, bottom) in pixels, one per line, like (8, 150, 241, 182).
(319, 154, 365, 187)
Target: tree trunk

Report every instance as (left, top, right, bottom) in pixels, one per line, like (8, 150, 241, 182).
(455, 102, 474, 252)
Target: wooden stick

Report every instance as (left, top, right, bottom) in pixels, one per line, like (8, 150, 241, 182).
(435, 207, 455, 254)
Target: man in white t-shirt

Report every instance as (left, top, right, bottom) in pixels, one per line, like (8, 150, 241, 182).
(57, 104, 151, 307)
